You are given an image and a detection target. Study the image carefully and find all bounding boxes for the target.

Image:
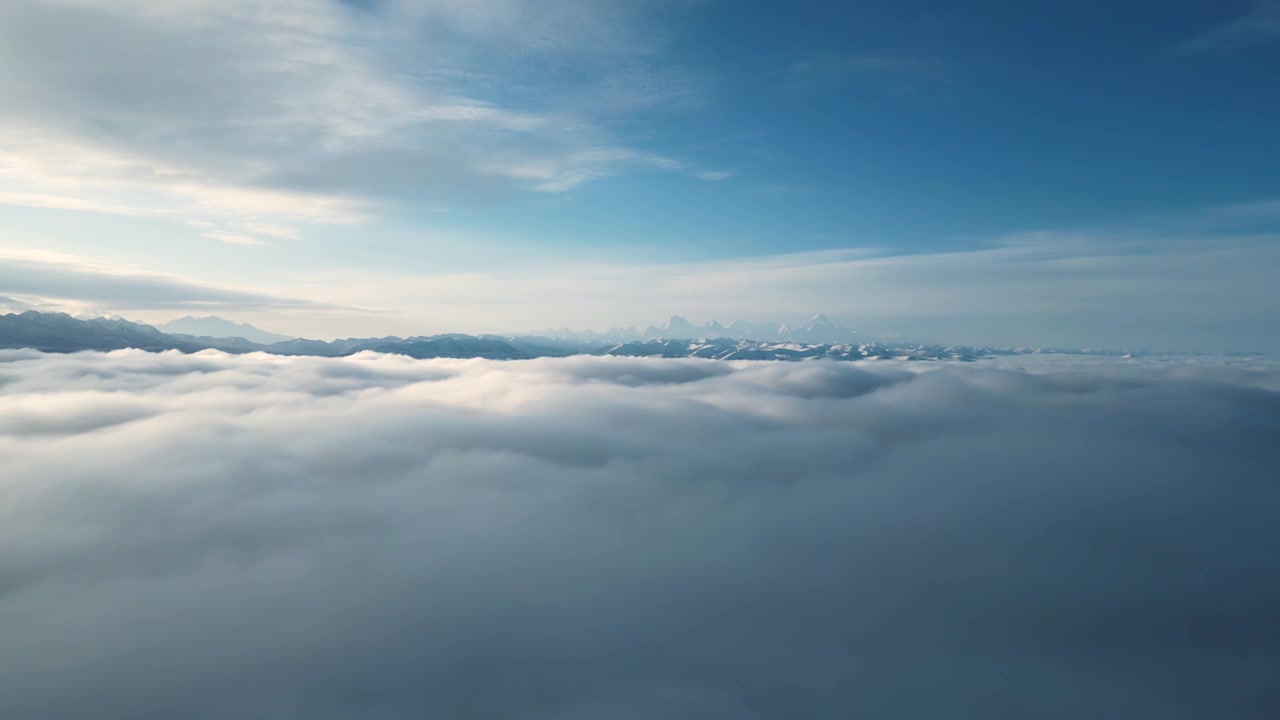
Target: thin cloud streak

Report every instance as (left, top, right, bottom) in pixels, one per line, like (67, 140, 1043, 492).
(0, 249, 359, 315)
(1180, 1, 1280, 52)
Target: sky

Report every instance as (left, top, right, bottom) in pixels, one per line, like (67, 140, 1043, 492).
(1, 0, 1278, 350)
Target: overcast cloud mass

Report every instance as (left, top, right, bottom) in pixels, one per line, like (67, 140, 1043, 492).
(1, 350, 1277, 719)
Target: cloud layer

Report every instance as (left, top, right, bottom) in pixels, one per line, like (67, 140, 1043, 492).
(1, 351, 1278, 718)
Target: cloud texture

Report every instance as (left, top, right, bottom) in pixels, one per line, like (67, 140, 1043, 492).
(0, 249, 352, 316)
(1, 351, 1278, 718)
(0, 0, 712, 242)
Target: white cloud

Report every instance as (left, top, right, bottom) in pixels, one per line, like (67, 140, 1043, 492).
(0, 350, 1277, 718)
(0, 248, 352, 315)
(694, 170, 732, 181)
(202, 232, 272, 247)
(0, 0, 716, 238)
(0, 191, 166, 218)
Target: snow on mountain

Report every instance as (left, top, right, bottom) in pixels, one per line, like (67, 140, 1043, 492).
(534, 314, 868, 343)
(659, 316, 698, 336)
(1, 312, 533, 359)
(800, 313, 836, 331)
(703, 320, 729, 334)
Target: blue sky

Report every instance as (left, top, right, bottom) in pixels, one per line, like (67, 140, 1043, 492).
(1, 0, 1277, 350)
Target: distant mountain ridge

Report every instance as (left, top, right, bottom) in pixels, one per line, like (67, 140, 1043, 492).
(1, 311, 540, 359)
(2, 311, 212, 353)
(151, 316, 295, 345)
(0, 310, 1152, 362)
(529, 313, 868, 344)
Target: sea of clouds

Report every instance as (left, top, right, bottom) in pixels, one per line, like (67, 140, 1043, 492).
(1, 349, 1278, 719)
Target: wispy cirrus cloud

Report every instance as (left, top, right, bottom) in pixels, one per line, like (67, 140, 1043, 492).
(0, 248, 356, 316)
(0, 0, 720, 242)
(1180, 1, 1280, 51)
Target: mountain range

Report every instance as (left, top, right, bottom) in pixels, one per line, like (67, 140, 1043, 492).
(153, 316, 295, 345)
(528, 313, 867, 345)
(2, 310, 1182, 362)
(0, 310, 1066, 362)
(0, 312, 552, 359)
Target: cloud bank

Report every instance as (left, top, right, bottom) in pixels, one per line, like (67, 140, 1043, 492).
(1, 351, 1278, 718)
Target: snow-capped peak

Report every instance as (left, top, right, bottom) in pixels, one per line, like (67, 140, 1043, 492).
(802, 313, 836, 330)
(662, 316, 696, 332)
